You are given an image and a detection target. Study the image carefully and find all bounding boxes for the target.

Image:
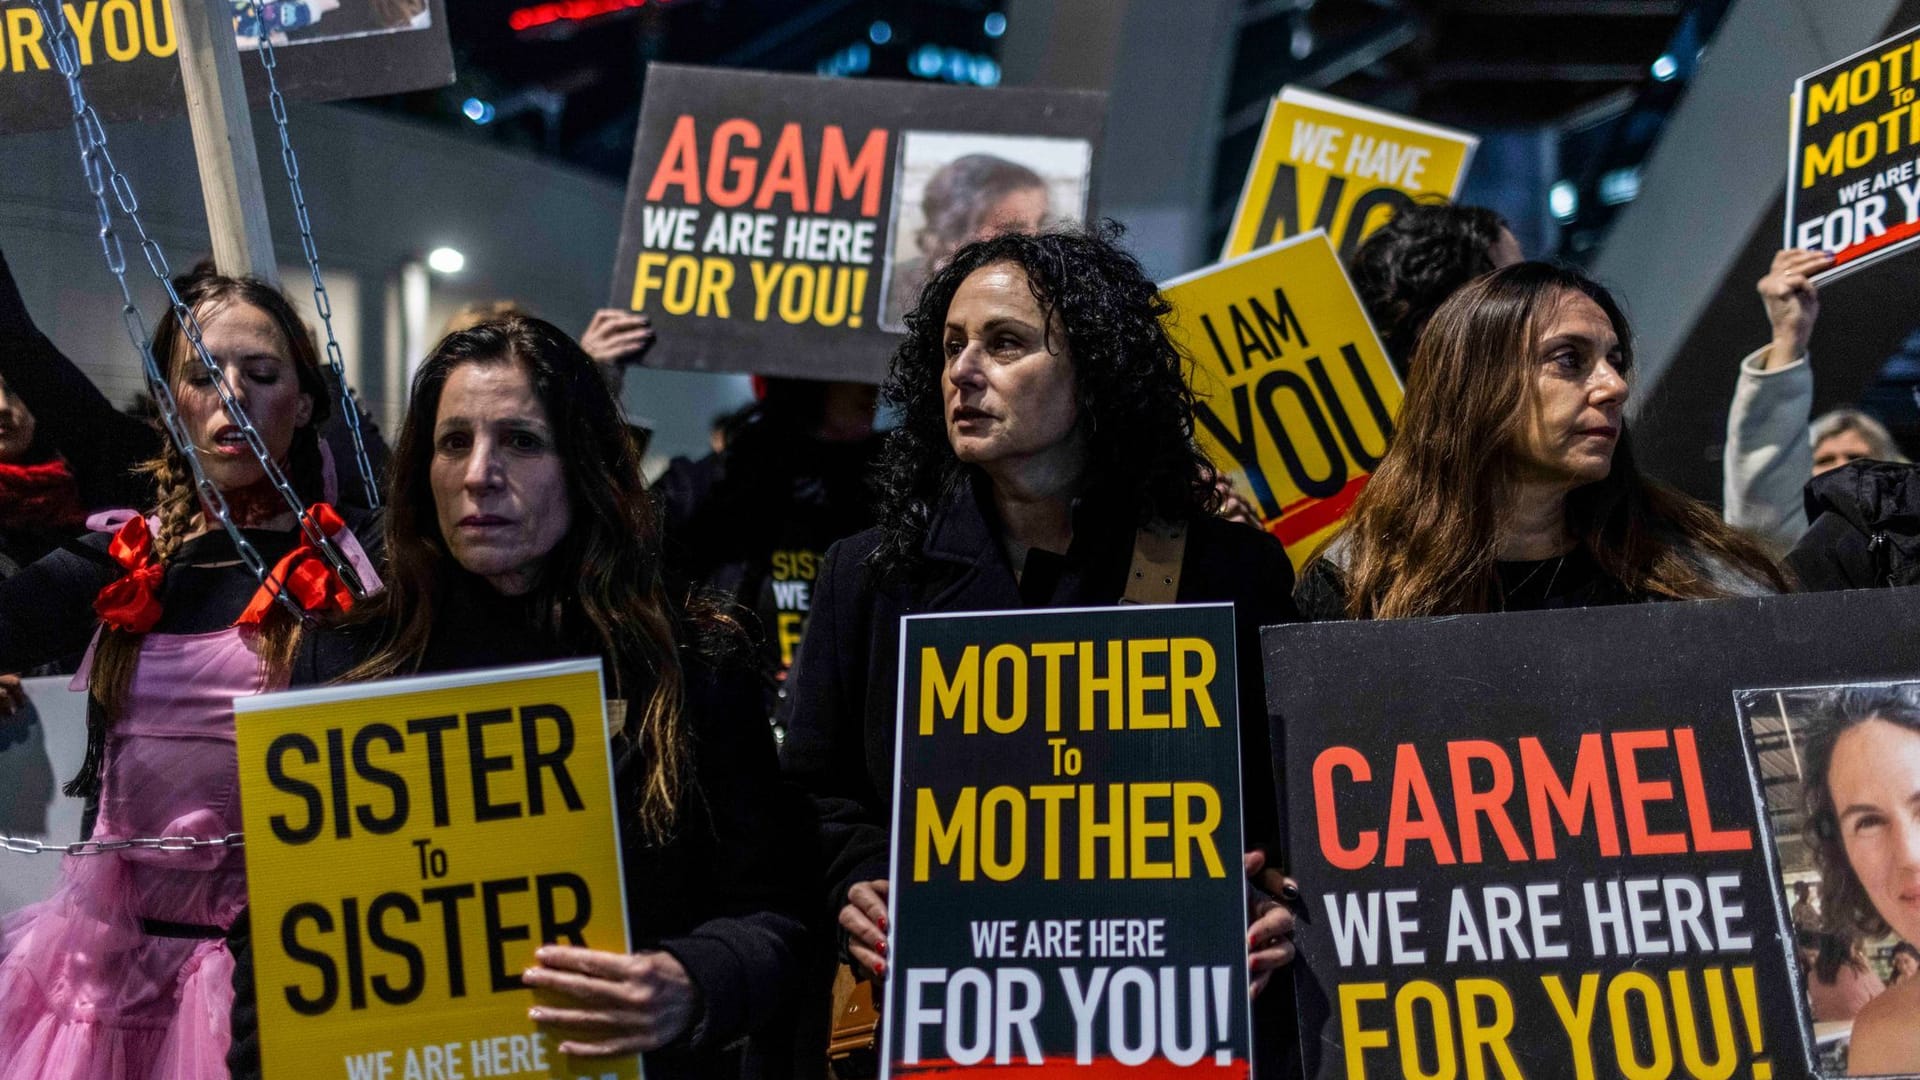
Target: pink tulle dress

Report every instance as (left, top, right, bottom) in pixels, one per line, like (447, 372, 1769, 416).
(0, 513, 377, 1080)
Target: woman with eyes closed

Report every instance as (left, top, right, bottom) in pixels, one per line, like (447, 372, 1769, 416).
(780, 226, 1303, 1071)
(0, 270, 379, 1080)
(224, 317, 810, 1080)
(1799, 689, 1920, 1075)
(1294, 262, 1786, 621)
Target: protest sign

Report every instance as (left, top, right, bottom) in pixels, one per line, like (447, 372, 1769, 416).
(1735, 679, 1920, 1077)
(1266, 586, 1920, 1079)
(1161, 230, 1401, 569)
(0, 0, 453, 135)
(235, 659, 637, 1080)
(1786, 22, 1920, 281)
(1222, 86, 1477, 261)
(610, 63, 1106, 382)
(882, 604, 1253, 1075)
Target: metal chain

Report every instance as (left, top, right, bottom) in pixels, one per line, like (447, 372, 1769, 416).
(22, 0, 366, 606)
(1, 832, 244, 856)
(250, 4, 381, 510)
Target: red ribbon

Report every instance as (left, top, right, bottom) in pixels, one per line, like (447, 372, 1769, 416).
(93, 516, 166, 633)
(237, 503, 357, 626)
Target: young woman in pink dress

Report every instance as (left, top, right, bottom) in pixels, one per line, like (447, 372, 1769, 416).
(0, 270, 377, 1079)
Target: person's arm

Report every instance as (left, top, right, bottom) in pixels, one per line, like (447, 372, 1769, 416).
(1722, 249, 1832, 551)
(651, 668, 813, 1050)
(0, 539, 117, 675)
(779, 540, 889, 913)
(0, 247, 157, 509)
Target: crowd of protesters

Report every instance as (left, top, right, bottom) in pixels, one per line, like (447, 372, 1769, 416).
(0, 185, 1913, 1080)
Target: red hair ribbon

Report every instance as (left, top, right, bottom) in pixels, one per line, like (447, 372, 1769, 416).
(237, 503, 357, 626)
(93, 515, 166, 633)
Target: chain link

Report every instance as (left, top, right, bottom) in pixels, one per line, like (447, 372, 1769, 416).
(250, 3, 381, 510)
(21, 0, 367, 610)
(1, 832, 245, 856)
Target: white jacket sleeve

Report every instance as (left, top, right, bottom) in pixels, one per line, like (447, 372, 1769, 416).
(1722, 345, 1814, 552)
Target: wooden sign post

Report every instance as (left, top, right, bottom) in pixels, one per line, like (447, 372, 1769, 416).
(167, 0, 279, 285)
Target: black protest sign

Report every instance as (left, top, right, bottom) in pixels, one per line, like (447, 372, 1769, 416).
(883, 605, 1252, 1074)
(1266, 587, 1920, 1079)
(1787, 22, 1920, 280)
(611, 63, 1105, 383)
(0, 0, 453, 136)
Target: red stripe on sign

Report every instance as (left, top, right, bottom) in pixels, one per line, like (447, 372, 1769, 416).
(1270, 473, 1372, 548)
(1835, 217, 1920, 266)
(893, 1056, 1250, 1078)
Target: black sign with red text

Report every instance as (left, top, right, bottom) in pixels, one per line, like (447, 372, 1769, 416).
(610, 63, 1105, 382)
(1264, 587, 1920, 1079)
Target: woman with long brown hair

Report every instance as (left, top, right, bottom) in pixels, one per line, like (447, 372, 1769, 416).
(225, 317, 809, 1079)
(0, 270, 377, 1079)
(1296, 261, 1785, 619)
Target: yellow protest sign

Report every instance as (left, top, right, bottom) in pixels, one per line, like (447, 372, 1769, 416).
(1223, 86, 1478, 260)
(1162, 231, 1401, 568)
(235, 659, 638, 1080)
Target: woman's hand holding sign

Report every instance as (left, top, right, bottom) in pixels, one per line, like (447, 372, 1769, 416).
(841, 857, 1297, 998)
(523, 945, 704, 1056)
(841, 879, 890, 980)
(1244, 850, 1297, 999)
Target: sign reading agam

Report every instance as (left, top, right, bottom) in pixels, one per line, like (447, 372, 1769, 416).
(0, 0, 453, 135)
(882, 605, 1253, 1076)
(235, 659, 637, 1080)
(1222, 86, 1477, 261)
(1263, 588, 1920, 1079)
(1787, 22, 1920, 281)
(1162, 230, 1401, 569)
(611, 63, 1105, 382)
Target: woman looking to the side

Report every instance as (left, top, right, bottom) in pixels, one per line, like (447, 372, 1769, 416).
(225, 317, 811, 1079)
(781, 226, 1302, 1069)
(1295, 262, 1785, 620)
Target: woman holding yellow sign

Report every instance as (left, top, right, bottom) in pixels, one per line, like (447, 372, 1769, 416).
(225, 317, 810, 1078)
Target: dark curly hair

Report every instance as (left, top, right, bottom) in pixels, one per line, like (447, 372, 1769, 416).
(1803, 686, 1920, 940)
(1348, 200, 1509, 372)
(872, 223, 1217, 577)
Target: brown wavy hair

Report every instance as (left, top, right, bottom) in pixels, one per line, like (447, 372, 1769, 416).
(74, 273, 331, 795)
(1330, 262, 1785, 619)
(1804, 687, 1920, 940)
(342, 317, 694, 840)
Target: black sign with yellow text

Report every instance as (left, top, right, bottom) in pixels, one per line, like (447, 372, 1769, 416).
(1787, 22, 1920, 280)
(882, 604, 1253, 1076)
(0, 0, 451, 135)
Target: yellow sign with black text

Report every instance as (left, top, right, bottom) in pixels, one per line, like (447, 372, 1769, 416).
(1162, 231, 1401, 568)
(235, 660, 638, 1080)
(1223, 86, 1478, 260)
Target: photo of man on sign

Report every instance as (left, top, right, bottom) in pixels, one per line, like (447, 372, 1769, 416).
(878, 131, 1092, 330)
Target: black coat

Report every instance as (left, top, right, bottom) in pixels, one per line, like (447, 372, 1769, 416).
(779, 476, 1300, 916)
(228, 580, 815, 1080)
(1787, 460, 1920, 591)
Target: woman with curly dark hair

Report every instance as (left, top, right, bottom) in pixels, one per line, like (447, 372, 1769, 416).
(780, 225, 1302, 1060)
(1799, 687, 1920, 1074)
(1347, 200, 1521, 373)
